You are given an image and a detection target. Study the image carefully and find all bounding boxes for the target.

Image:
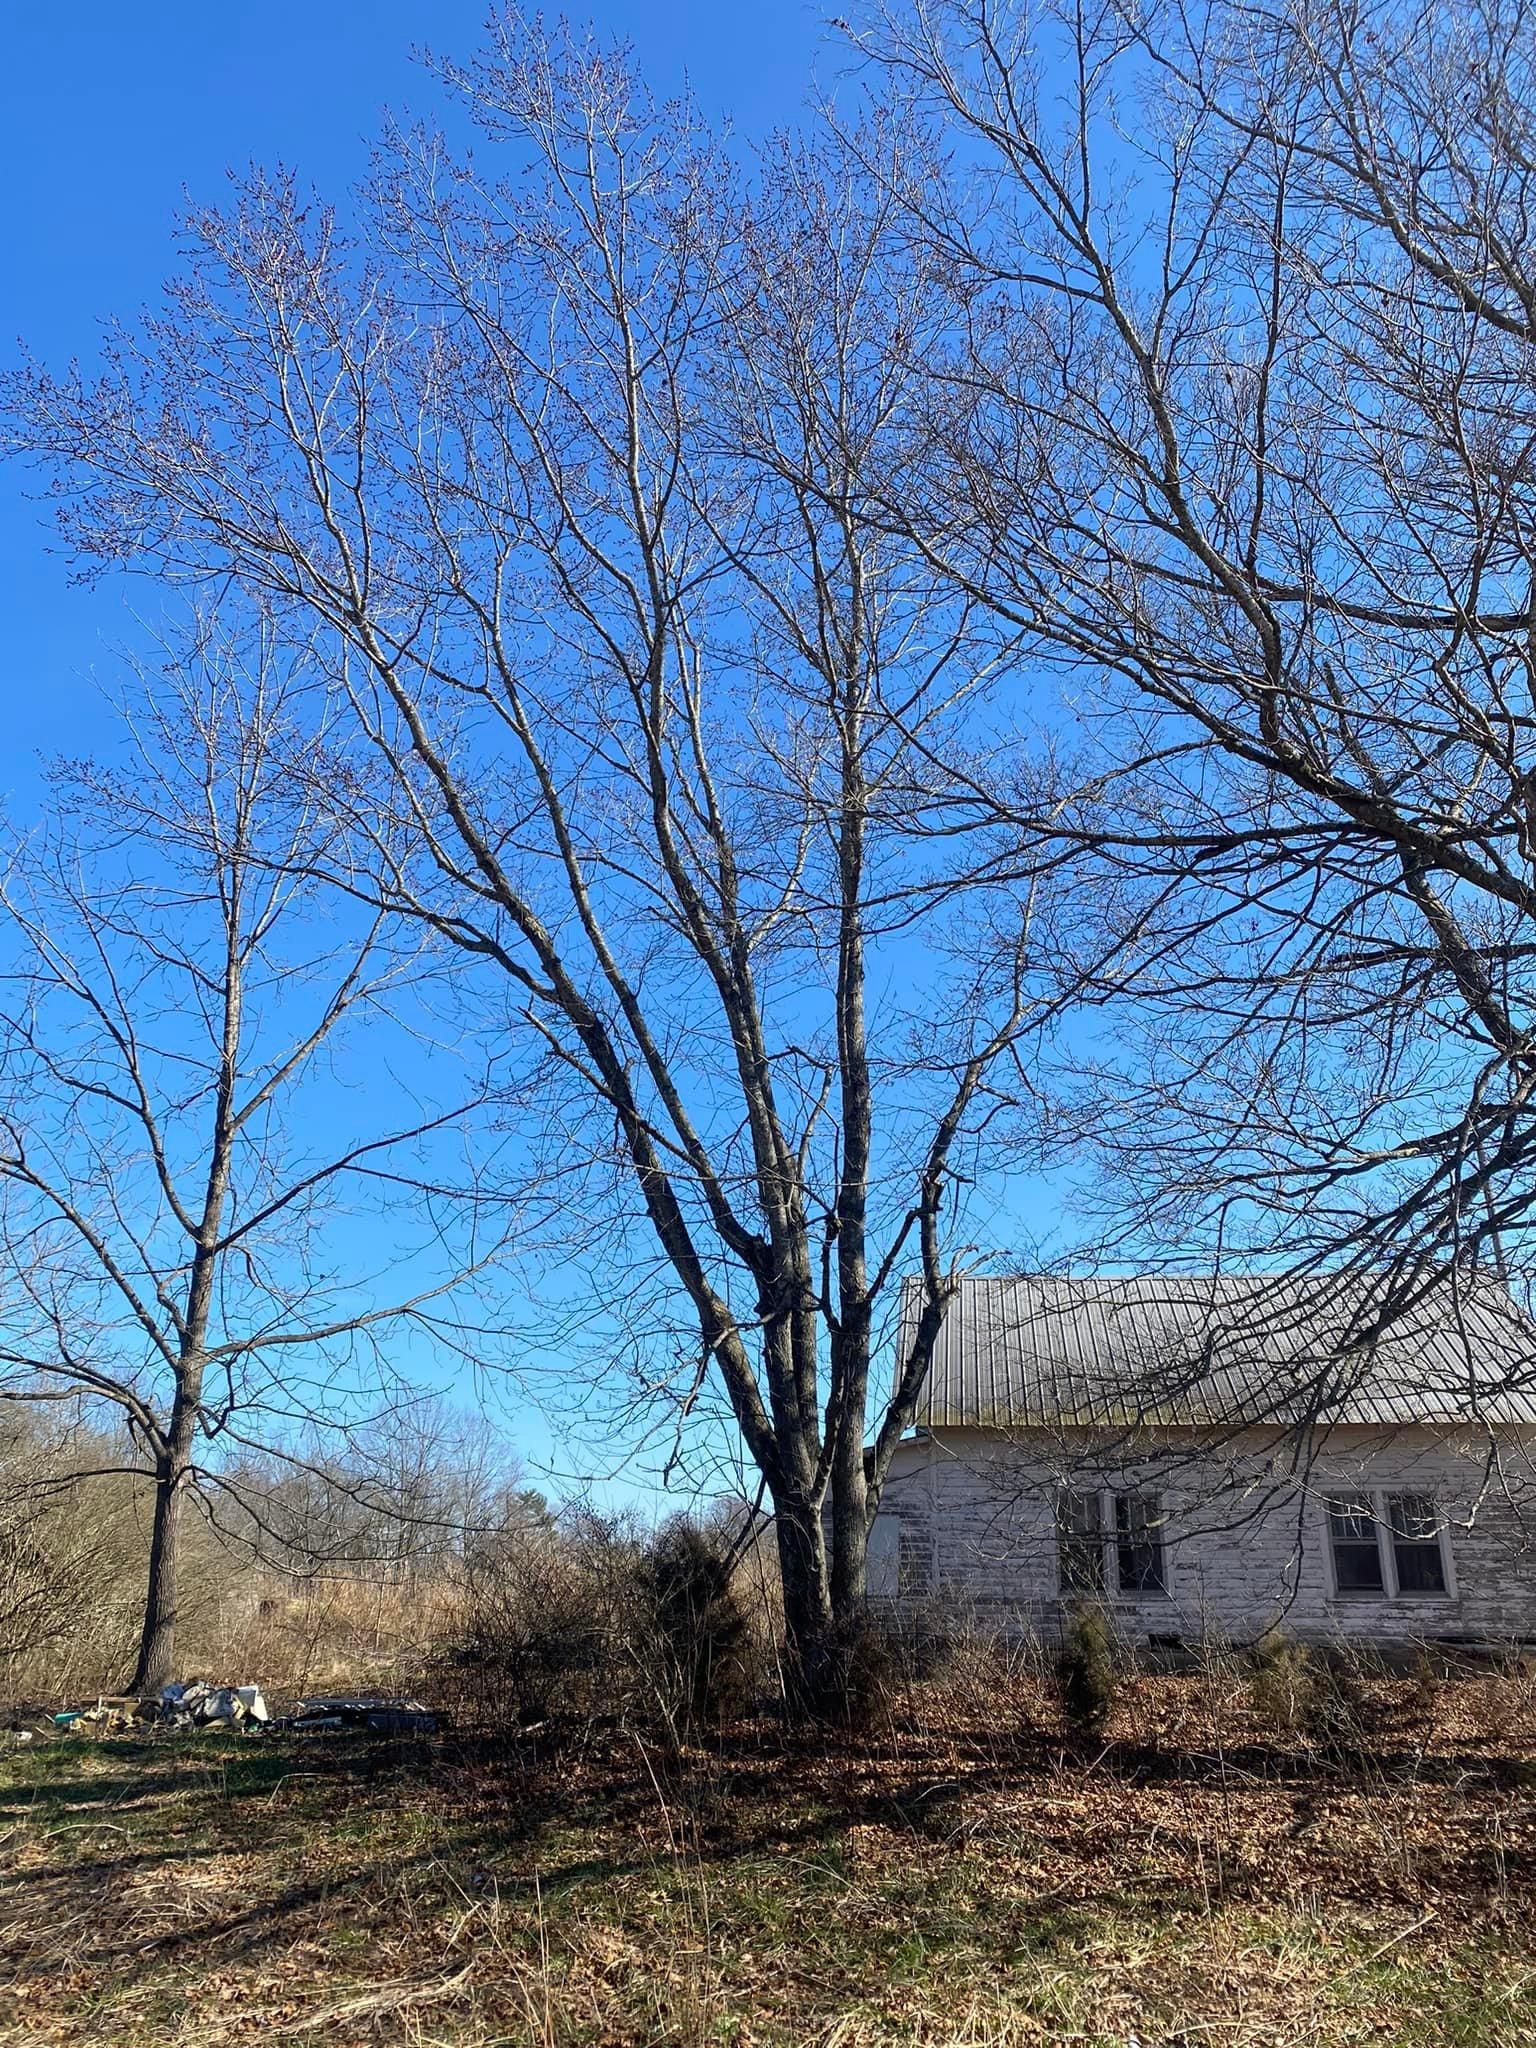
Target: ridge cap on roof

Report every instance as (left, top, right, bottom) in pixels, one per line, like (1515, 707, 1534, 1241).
(928, 1268, 1521, 1294)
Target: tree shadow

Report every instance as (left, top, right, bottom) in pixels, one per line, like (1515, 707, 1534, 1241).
(4, 1711, 1532, 2007)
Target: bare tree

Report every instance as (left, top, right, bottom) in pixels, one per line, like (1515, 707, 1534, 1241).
(225, 1394, 547, 1578)
(840, 0, 1536, 1326)
(0, 626, 502, 1691)
(1, 28, 1067, 1695)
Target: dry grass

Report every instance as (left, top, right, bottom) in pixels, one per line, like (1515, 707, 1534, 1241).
(3, 1662, 1535, 2046)
(206, 1573, 467, 1701)
(2, 1565, 465, 1711)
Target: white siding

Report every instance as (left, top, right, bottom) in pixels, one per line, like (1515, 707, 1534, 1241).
(873, 1424, 1536, 1644)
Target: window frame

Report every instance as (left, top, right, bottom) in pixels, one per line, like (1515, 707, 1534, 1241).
(1114, 1489, 1169, 1597)
(1057, 1489, 1109, 1597)
(896, 1526, 930, 1600)
(1322, 1488, 1455, 1602)
(1056, 1486, 1171, 1602)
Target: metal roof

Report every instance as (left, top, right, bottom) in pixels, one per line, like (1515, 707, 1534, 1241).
(898, 1273, 1536, 1431)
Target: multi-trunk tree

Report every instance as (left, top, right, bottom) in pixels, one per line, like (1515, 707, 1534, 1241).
(3, 30, 1072, 1695)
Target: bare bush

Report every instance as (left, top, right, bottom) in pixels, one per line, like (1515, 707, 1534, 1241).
(1470, 1649, 1536, 1744)
(444, 1511, 764, 1746)
(0, 1419, 148, 1699)
(646, 1520, 753, 1734)
(927, 1626, 1053, 1743)
(850, 1607, 1048, 1740)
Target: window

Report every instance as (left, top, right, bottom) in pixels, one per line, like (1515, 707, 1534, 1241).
(1115, 1493, 1167, 1595)
(865, 1517, 899, 1598)
(1388, 1495, 1448, 1594)
(1057, 1489, 1167, 1597)
(1058, 1491, 1106, 1593)
(866, 1519, 932, 1600)
(1325, 1491, 1451, 1597)
(1327, 1496, 1386, 1593)
(897, 1528, 930, 1599)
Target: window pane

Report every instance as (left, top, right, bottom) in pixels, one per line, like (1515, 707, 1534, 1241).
(1062, 1491, 1102, 1537)
(1327, 1497, 1385, 1593)
(1388, 1496, 1447, 1593)
(1333, 1540, 1386, 1592)
(897, 1530, 930, 1598)
(1387, 1495, 1438, 1543)
(1057, 1492, 1104, 1594)
(1393, 1540, 1447, 1593)
(1327, 1496, 1376, 1543)
(1115, 1492, 1167, 1595)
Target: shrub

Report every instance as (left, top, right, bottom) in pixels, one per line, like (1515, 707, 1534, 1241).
(902, 1621, 1051, 1747)
(1301, 1646, 1386, 1753)
(0, 1421, 155, 1701)
(1055, 1604, 1117, 1736)
(645, 1518, 751, 1735)
(1480, 1648, 1536, 1741)
(1248, 1628, 1314, 1735)
(883, 1603, 964, 1685)
(831, 1613, 900, 1728)
(447, 1511, 643, 1733)
(445, 1510, 764, 1744)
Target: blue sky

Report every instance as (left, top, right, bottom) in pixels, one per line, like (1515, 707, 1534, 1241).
(1, 0, 835, 800)
(0, 1, 859, 1512)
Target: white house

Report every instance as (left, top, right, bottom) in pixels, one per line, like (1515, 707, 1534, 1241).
(869, 1274, 1536, 1647)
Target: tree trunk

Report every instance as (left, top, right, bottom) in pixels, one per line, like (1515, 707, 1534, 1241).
(775, 1486, 886, 1717)
(828, 1332, 873, 1621)
(130, 1444, 191, 1694)
(131, 920, 233, 1695)
(829, 1461, 869, 1618)
(774, 1491, 839, 1709)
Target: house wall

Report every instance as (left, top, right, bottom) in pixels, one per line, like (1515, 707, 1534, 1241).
(870, 1423, 1536, 1646)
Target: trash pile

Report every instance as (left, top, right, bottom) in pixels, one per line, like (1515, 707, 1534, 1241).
(284, 1695, 436, 1736)
(148, 1681, 270, 1729)
(50, 1681, 270, 1734)
(42, 1684, 436, 1738)
(52, 1699, 140, 1733)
